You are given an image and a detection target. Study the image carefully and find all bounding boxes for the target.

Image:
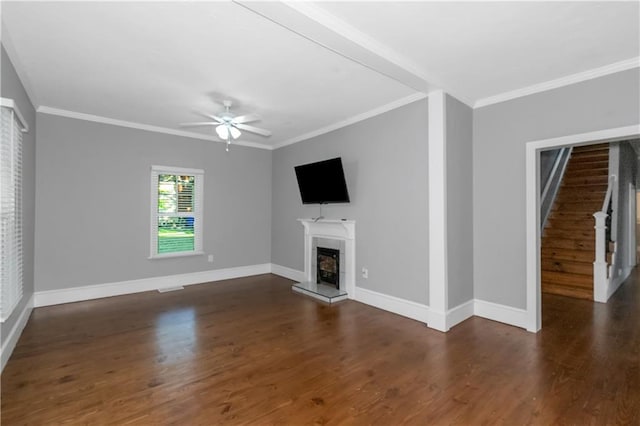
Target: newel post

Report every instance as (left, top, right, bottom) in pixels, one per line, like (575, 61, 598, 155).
(593, 211, 608, 302)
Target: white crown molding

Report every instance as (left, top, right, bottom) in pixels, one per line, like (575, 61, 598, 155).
(272, 92, 427, 149)
(0, 294, 34, 373)
(36, 106, 274, 150)
(474, 57, 640, 108)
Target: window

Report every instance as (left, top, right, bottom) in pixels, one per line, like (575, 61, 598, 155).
(1, 99, 27, 322)
(150, 166, 204, 259)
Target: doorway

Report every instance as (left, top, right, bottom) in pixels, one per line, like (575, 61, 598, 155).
(525, 125, 640, 332)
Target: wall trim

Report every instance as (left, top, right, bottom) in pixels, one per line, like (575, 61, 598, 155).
(34, 264, 272, 307)
(270, 264, 305, 282)
(474, 299, 528, 329)
(427, 90, 448, 319)
(607, 266, 633, 301)
(447, 299, 475, 329)
(272, 93, 427, 149)
(525, 124, 640, 332)
(354, 286, 430, 324)
(1, 294, 34, 373)
(36, 106, 273, 150)
(475, 57, 640, 108)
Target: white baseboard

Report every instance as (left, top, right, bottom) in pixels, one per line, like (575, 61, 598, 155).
(447, 299, 475, 329)
(34, 263, 272, 307)
(606, 266, 633, 301)
(474, 299, 528, 329)
(270, 264, 305, 282)
(354, 287, 430, 324)
(1, 294, 34, 373)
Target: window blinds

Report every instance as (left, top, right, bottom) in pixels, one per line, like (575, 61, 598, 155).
(1, 104, 24, 321)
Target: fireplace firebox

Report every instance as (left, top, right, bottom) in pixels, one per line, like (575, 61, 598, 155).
(317, 247, 340, 289)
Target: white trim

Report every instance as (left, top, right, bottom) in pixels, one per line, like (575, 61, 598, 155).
(1, 294, 34, 373)
(354, 287, 430, 324)
(151, 165, 204, 175)
(33, 264, 271, 307)
(525, 125, 640, 332)
(446, 300, 475, 330)
(475, 57, 640, 108)
(428, 90, 448, 319)
(353, 287, 474, 331)
(474, 299, 529, 330)
(606, 266, 633, 301)
(36, 106, 272, 150)
(0, 98, 29, 132)
(271, 264, 305, 282)
(272, 93, 427, 149)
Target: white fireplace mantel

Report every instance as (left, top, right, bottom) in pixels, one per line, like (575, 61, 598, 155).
(296, 219, 356, 301)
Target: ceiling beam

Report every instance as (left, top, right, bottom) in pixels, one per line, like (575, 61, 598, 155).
(234, 1, 470, 105)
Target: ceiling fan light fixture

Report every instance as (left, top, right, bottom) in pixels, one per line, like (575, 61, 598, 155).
(215, 124, 241, 140)
(215, 124, 228, 139)
(229, 126, 241, 140)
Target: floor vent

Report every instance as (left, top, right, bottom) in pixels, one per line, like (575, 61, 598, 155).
(157, 286, 185, 293)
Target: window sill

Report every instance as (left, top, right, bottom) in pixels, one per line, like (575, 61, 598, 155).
(148, 251, 204, 260)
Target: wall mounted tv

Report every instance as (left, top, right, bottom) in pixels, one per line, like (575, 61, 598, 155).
(294, 157, 350, 204)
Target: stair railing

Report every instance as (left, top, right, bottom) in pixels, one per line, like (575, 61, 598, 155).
(593, 174, 616, 302)
(540, 147, 572, 230)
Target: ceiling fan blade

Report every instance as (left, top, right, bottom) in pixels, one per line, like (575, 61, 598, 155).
(235, 123, 272, 137)
(180, 122, 217, 127)
(197, 112, 224, 123)
(232, 114, 260, 124)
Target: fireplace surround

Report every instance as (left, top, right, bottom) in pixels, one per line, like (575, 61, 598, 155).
(292, 219, 355, 303)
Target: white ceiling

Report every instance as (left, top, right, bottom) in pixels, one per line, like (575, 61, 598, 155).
(2, 1, 638, 149)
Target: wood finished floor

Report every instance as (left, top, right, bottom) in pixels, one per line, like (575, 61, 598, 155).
(2, 272, 639, 425)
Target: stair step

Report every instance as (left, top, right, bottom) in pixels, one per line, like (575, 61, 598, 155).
(569, 153, 609, 163)
(571, 143, 609, 153)
(542, 283, 593, 300)
(542, 270, 593, 288)
(541, 247, 594, 262)
(547, 215, 595, 231)
(563, 168, 609, 178)
(565, 160, 609, 171)
(548, 211, 597, 220)
(543, 228, 594, 240)
(553, 205, 602, 215)
(555, 190, 606, 201)
(541, 258, 593, 275)
(562, 175, 609, 186)
(542, 237, 595, 251)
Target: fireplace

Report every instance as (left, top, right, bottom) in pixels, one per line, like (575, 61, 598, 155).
(317, 247, 339, 289)
(291, 219, 355, 304)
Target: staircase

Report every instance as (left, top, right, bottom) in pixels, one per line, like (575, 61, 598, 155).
(541, 143, 610, 300)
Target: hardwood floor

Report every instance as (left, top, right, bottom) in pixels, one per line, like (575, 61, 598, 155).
(2, 272, 639, 424)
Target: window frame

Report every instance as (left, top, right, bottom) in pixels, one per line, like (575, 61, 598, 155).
(149, 165, 204, 260)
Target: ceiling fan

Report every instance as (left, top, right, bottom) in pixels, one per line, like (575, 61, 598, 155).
(181, 100, 271, 151)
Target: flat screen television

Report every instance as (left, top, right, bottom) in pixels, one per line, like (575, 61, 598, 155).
(294, 157, 350, 204)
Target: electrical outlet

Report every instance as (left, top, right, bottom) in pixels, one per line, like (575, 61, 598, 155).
(362, 267, 368, 279)
(208, 255, 214, 263)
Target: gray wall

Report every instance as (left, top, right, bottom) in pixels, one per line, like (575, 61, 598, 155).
(446, 95, 474, 309)
(271, 100, 429, 304)
(35, 115, 272, 291)
(0, 45, 36, 345)
(473, 68, 640, 309)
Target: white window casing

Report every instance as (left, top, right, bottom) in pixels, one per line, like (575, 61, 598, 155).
(149, 165, 204, 259)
